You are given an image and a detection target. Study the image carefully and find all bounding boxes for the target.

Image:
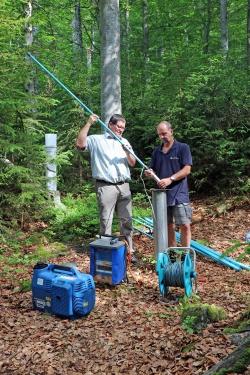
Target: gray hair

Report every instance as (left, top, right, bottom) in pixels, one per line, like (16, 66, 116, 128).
(157, 121, 173, 130)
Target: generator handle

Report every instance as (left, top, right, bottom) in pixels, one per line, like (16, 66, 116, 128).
(49, 264, 79, 276)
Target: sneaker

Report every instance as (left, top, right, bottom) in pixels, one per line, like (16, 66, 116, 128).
(131, 254, 138, 264)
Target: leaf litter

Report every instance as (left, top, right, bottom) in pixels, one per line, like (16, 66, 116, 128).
(0, 200, 249, 374)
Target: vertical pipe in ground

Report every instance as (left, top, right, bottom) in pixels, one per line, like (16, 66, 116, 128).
(45, 134, 57, 193)
(152, 189, 168, 259)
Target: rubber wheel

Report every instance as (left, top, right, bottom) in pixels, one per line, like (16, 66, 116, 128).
(183, 253, 193, 297)
(157, 252, 169, 297)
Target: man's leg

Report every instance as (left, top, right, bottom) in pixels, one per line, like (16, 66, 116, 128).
(95, 182, 118, 235)
(173, 204, 192, 247)
(168, 223, 176, 247)
(116, 183, 133, 252)
(179, 223, 191, 247)
(167, 206, 176, 247)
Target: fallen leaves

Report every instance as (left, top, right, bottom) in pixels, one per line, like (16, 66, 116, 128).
(0, 202, 249, 374)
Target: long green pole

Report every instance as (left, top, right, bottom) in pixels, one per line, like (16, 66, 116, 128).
(27, 53, 160, 182)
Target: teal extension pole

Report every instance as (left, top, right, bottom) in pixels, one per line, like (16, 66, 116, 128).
(27, 53, 160, 183)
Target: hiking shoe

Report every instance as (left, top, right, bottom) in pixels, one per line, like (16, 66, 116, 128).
(131, 254, 138, 264)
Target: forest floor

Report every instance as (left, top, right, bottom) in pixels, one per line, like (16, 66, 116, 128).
(0, 198, 250, 375)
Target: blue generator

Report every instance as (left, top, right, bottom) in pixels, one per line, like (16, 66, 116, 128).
(32, 263, 95, 318)
(89, 237, 127, 285)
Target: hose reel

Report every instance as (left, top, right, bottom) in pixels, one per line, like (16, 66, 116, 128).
(157, 247, 197, 298)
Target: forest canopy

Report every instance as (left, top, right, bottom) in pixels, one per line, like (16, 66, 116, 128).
(0, 0, 249, 229)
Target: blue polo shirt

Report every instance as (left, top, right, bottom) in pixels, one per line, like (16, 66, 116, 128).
(150, 140, 192, 206)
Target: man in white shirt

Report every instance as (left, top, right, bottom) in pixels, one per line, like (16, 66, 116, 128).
(76, 114, 136, 259)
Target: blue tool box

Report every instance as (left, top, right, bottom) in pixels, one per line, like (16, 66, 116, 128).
(89, 238, 127, 285)
(32, 263, 95, 318)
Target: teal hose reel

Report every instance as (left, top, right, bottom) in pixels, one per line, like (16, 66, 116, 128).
(157, 248, 197, 298)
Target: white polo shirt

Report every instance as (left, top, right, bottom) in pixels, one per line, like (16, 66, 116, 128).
(86, 132, 134, 183)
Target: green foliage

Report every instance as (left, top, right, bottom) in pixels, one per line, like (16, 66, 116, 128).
(181, 315, 197, 334)
(44, 190, 153, 242)
(180, 300, 226, 333)
(196, 238, 211, 247)
(224, 306, 250, 334)
(132, 193, 152, 217)
(145, 310, 170, 319)
(45, 191, 99, 242)
(169, 57, 250, 194)
(224, 241, 250, 262)
(214, 349, 250, 374)
(142, 255, 156, 266)
(5, 242, 68, 267)
(1, 0, 250, 239)
(18, 279, 32, 292)
(231, 348, 250, 373)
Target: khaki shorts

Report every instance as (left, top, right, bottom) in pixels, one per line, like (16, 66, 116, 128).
(168, 203, 192, 225)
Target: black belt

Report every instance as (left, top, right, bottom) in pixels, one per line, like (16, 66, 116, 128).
(96, 179, 128, 185)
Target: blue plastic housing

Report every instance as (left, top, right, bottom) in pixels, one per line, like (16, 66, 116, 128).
(32, 264, 95, 318)
(89, 238, 127, 285)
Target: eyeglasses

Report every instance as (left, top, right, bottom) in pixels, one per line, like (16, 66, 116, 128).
(110, 123, 125, 131)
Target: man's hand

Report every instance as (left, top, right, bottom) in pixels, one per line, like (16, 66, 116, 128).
(121, 142, 136, 167)
(157, 177, 172, 189)
(76, 113, 99, 150)
(122, 142, 132, 152)
(144, 168, 155, 177)
(87, 114, 99, 126)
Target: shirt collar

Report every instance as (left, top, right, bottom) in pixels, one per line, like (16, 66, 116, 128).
(105, 131, 123, 142)
(160, 139, 176, 152)
(104, 131, 113, 139)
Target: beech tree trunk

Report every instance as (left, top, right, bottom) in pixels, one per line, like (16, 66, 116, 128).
(100, 0, 122, 124)
(220, 0, 228, 55)
(25, 0, 37, 94)
(72, 0, 83, 63)
(203, 0, 212, 54)
(142, 0, 149, 84)
(247, 0, 250, 66)
(125, 0, 131, 87)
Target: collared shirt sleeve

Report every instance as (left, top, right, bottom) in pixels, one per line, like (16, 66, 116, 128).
(180, 144, 192, 166)
(86, 135, 93, 151)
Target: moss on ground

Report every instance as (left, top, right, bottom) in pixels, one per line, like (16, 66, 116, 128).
(181, 303, 226, 333)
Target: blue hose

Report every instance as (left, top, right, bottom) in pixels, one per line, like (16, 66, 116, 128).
(133, 216, 250, 271)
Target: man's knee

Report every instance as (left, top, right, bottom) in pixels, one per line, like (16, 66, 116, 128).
(120, 217, 133, 231)
(180, 223, 191, 232)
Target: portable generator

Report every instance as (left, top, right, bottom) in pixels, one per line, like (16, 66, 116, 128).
(89, 237, 127, 285)
(32, 263, 95, 318)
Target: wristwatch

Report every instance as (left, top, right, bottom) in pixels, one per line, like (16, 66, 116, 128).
(170, 176, 176, 182)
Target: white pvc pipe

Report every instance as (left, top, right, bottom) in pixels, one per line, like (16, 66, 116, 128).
(45, 134, 57, 192)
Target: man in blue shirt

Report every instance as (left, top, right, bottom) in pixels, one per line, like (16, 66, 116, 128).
(145, 121, 192, 247)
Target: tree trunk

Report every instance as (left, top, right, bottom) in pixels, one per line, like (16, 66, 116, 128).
(220, 0, 228, 56)
(203, 0, 212, 54)
(125, 0, 131, 87)
(142, 0, 149, 84)
(203, 334, 250, 375)
(86, 28, 95, 70)
(247, 0, 250, 66)
(25, 0, 37, 95)
(100, 0, 122, 124)
(72, 0, 83, 64)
